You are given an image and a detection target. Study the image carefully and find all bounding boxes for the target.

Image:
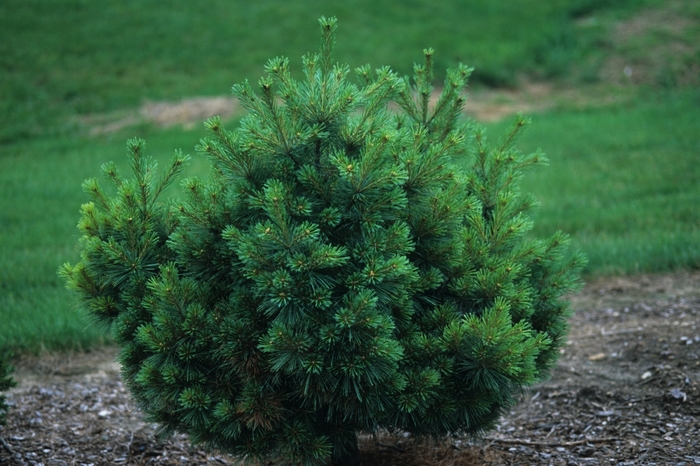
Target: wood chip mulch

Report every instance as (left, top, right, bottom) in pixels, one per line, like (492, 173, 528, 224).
(2, 271, 700, 465)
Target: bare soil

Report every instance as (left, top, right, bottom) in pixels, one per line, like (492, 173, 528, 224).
(599, 0, 700, 88)
(77, 0, 699, 138)
(79, 88, 541, 136)
(1, 271, 699, 465)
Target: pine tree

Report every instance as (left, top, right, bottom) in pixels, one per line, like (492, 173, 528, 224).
(61, 17, 584, 466)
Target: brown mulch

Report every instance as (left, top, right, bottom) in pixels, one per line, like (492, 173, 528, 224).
(1, 271, 699, 465)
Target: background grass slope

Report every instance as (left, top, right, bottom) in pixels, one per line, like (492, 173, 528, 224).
(0, 129, 209, 352)
(1, 0, 698, 353)
(483, 90, 700, 275)
(0, 0, 662, 144)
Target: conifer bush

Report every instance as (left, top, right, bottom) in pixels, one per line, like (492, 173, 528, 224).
(61, 18, 584, 466)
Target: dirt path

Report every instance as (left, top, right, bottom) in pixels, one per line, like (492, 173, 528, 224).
(80, 81, 625, 137)
(1, 271, 699, 465)
(76, 0, 699, 138)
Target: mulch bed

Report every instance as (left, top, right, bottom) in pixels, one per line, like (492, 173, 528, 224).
(2, 271, 699, 465)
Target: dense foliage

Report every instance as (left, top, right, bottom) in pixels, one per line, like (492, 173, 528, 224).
(61, 18, 584, 465)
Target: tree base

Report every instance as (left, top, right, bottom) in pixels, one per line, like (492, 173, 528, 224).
(331, 437, 362, 466)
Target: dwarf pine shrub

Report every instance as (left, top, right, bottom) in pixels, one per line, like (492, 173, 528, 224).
(61, 17, 584, 466)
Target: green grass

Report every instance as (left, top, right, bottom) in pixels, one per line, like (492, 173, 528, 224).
(568, 0, 700, 87)
(482, 90, 700, 275)
(0, 126, 211, 352)
(2, 91, 699, 352)
(0, 0, 661, 144)
(1, 0, 698, 353)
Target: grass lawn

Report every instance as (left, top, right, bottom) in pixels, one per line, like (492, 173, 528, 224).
(1, 0, 698, 353)
(0, 0, 665, 144)
(0, 127, 211, 352)
(2, 89, 698, 352)
(482, 89, 700, 275)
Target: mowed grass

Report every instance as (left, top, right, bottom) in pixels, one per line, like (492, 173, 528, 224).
(2, 91, 699, 352)
(0, 0, 661, 144)
(0, 127, 212, 352)
(482, 90, 700, 275)
(1, 0, 698, 353)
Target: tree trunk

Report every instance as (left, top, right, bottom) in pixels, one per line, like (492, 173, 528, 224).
(331, 434, 362, 466)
